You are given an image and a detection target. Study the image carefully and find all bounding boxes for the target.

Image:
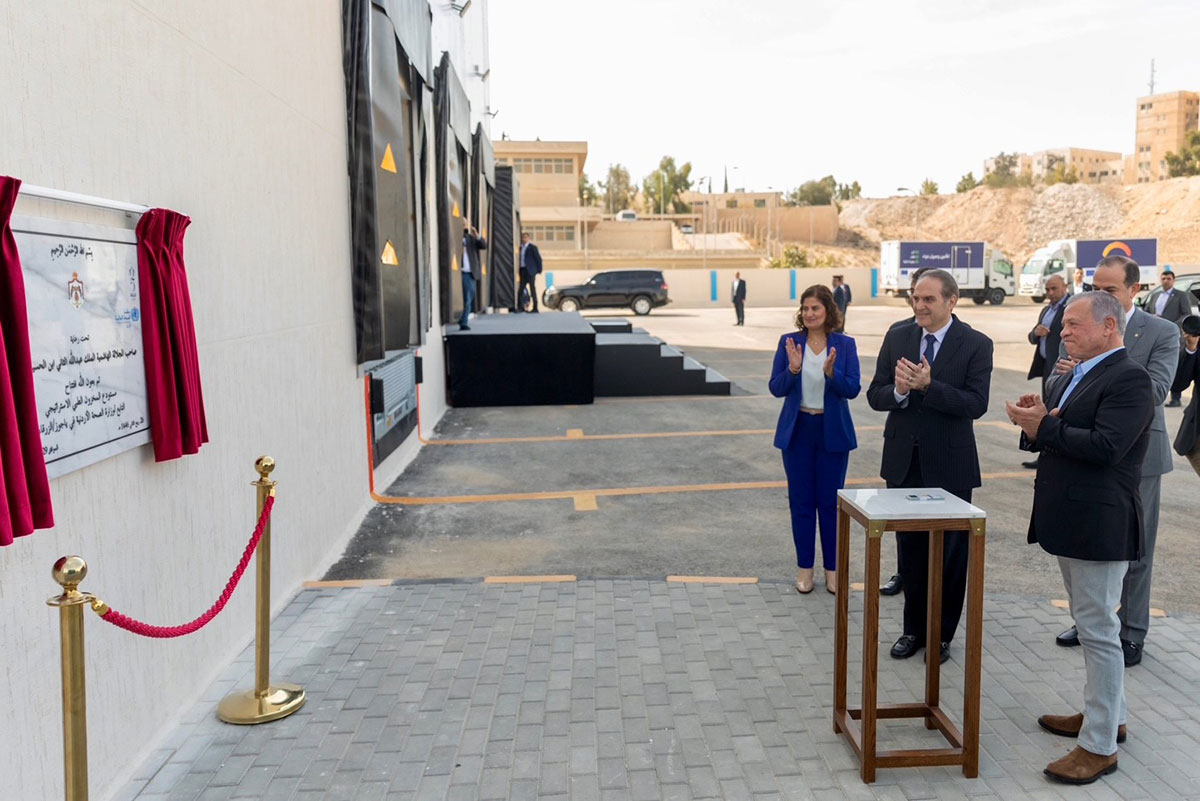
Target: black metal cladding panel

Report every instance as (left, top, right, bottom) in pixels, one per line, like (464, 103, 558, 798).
(475, 125, 496, 185)
(489, 166, 517, 310)
(370, 6, 416, 351)
(439, 53, 472, 154)
(371, 0, 432, 83)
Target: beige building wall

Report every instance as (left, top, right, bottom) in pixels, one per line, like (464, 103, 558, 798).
(0, 3, 458, 798)
(494, 139, 589, 246)
(712, 205, 839, 245)
(1131, 90, 1200, 182)
(587, 221, 674, 250)
(541, 267, 876, 308)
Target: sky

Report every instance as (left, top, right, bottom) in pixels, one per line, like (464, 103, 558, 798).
(488, 0, 1200, 198)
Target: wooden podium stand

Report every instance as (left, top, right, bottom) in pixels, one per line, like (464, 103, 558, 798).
(833, 489, 987, 783)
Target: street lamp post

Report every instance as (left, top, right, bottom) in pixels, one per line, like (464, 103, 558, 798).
(897, 187, 919, 238)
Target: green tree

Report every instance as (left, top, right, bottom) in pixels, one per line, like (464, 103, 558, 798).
(956, 172, 978, 193)
(983, 152, 1031, 188)
(578, 172, 599, 206)
(920, 178, 939, 195)
(1165, 130, 1200, 177)
(599, 163, 637, 214)
(642, 156, 694, 214)
(835, 180, 862, 201)
(767, 244, 809, 269)
(767, 245, 835, 269)
(786, 175, 837, 207)
(1045, 162, 1079, 185)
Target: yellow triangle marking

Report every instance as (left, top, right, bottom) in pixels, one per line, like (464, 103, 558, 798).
(452, 201, 461, 218)
(452, 252, 459, 272)
(380, 143, 397, 173)
(381, 240, 398, 265)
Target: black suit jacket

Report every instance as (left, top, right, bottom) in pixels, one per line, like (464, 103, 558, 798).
(1022, 349, 1153, 561)
(732, 279, 746, 302)
(1027, 300, 1065, 380)
(520, 241, 542, 275)
(866, 317, 993, 492)
(1173, 348, 1199, 455)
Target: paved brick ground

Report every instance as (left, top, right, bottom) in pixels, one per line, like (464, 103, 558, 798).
(116, 579, 1200, 800)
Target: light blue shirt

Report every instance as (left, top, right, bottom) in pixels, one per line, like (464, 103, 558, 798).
(1058, 345, 1124, 407)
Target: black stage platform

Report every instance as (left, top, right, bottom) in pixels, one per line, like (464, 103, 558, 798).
(444, 313, 596, 406)
(444, 313, 731, 406)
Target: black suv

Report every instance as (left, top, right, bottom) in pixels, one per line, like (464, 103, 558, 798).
(543, 270, 671, 315)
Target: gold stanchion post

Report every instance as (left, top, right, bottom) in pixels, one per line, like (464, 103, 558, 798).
(47, 555, 93, 801)
(217, 456, 305, 724)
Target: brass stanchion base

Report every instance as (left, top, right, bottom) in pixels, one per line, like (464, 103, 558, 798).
(217, 684, 305, 724)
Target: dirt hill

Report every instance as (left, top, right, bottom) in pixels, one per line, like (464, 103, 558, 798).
(833, 175, 1200, 268)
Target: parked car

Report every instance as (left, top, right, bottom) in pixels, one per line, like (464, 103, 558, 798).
(615, 209, 638, 221)
(1137, 273, 1200, 316)
(543, 269, 670, 315)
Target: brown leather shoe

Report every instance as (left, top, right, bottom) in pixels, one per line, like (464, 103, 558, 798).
(1038, 712, 1127, 744)
(1043, 746, 1118, 784)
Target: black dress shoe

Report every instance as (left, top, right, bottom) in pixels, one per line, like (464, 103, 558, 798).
(890, 634, 924, 659)
(880, 574, 903, 596)
(1022, 459, 1038, 469)
(1165, 398, 1181, 408)
(1122, 639, 1142, 667)
(459, 325, 471, 331)
(1056, 626, 1080, 647)
(925, 641, 950, 664)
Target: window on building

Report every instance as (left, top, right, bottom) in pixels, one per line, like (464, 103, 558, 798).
(753, 199, 766, 208)
(726, 199, 738, 209)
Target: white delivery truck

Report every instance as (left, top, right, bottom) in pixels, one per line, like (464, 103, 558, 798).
(879, 240, 1016, 305)
(1019, 238, 1159, 301)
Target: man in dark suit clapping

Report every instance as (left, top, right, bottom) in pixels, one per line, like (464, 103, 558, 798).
(866, 269, 994, 664)
(1007, 290, 1153, 785)
(1022, 274, 1068, 468)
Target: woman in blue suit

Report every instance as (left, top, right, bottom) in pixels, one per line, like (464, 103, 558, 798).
(769, 284, 860, 594)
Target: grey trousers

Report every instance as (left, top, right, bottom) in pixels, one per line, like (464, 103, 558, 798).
(1060, 556, 1128, 756)
(1120, 473, 1162, 644)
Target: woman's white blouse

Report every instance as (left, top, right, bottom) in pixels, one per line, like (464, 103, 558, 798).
(801, 344, 825, 410)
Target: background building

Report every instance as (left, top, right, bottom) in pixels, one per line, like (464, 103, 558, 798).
(1129, 90, 1200, 183)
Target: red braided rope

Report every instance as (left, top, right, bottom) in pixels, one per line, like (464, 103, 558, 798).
(98, 496, 275, 638)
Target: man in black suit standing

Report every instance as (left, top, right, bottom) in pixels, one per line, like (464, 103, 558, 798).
(866, 269, 994, 664)
(1022, 274, 1068, 468)
(832, 275, 851, 330)
(1007, 290, 1153, 785)
(1155, 268, 1190, 407)
(518, 232, 542, 313)
(731, 271, 746, 326)
(879, 266, 930, 598)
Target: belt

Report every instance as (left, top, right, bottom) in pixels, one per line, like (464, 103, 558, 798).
(799, 407, 824, 415)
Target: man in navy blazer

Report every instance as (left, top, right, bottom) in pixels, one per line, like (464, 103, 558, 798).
(518, 232, 542, 312)
(1008, 290, 1153, 784)
(866, 269, 994, 664)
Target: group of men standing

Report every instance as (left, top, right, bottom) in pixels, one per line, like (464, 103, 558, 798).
(869, 259, 1175, 785)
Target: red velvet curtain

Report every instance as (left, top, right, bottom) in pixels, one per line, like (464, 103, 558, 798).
(0, 176, 54, 545)
(136, 208, 209, 462)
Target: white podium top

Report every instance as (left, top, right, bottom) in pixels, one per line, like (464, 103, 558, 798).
(837, 488, 987, 521)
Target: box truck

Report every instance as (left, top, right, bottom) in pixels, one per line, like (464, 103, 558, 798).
(1019, 238, 1159, 301)
(879, 241, 1016, 305)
